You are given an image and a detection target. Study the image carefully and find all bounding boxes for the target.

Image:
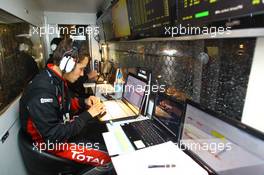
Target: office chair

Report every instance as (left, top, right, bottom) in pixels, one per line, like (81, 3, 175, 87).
(18, 129, 102, 175)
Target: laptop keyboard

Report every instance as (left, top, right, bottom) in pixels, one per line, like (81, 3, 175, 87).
(104, 100, 135, 118)
(122, 119, 166, 147)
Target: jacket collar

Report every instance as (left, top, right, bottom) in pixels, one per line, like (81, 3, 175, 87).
(47, 64, 67, 86)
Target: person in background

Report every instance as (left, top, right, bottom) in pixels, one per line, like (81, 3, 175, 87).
(16, 39, 39, 82)
(19, 38, 112, 174)
(46, 37, 63, 65)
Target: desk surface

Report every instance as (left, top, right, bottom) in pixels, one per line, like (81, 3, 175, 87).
(92, 83, 146, 155)
(111, 141, 209, 175)
(94, 84, 208, 175)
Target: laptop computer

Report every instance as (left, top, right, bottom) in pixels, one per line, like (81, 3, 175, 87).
(121, 92, 185, 149)
(180, 100, 264, 175)
(99, 73, 148, 122)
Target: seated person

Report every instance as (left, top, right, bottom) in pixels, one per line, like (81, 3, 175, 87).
(19, 38, 112, 172)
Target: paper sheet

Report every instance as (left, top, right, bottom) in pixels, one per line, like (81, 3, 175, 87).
(112, 141, 208, 175)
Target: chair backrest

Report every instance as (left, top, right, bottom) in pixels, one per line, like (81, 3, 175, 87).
(18, 129, 90, 175)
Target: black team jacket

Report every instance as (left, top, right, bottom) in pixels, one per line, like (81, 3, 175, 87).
(19, 64, 93, 144)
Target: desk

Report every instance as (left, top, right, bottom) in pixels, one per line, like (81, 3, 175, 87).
(102, 118, 209, 175)
(92, 84, 208, 175)
(86, 83, 149, 154)
(89, 83, 148, 154)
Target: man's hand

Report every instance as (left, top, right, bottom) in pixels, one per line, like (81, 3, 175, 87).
(87, 70, 98, 81)
(87, 102, 106, 118)
(85, 96, 100, 107)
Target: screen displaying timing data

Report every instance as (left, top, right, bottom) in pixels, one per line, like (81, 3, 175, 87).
(112, 0, 131, 38)
(181, 102, 264, 175)
(127, 0, 172, 36)
(179, 0, 264, 24)
(123, 75, 147, 109)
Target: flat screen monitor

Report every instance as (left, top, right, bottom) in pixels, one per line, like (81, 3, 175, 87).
(123, 73, 147, 110)
(179, 0, 264, 24)
(137, 67, 151, 81)
(127, 0, 174, 37)
(181, 100, 264, 175)
(112, 0, 131, 38)
(154, 93, 185, 137)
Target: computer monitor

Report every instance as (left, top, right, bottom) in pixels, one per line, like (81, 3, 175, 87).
(123, 73, 148, 111)
(112, 0, 131, 39)
(137, 67, 151, 81)
(153, 93, 185, 138)
(181, 100, 264, 175)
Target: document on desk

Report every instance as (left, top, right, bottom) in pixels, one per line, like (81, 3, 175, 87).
(111, 141, 208, 175)
(102, 130, 134, 156)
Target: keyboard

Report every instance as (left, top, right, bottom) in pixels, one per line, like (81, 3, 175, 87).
(122, 119, 166, 147)
(99, 100, 137, 121)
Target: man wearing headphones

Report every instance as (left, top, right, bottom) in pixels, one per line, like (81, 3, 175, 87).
(19, 38, 112, 173)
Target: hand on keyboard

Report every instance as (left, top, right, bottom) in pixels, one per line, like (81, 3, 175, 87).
(87, 101, 105, 118)
(98, 111, 107, 121)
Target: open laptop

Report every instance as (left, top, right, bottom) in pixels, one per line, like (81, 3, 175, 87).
(121, 92, 185, 149)
(180, 100, 264, 175)
(99, 73, 148, 122)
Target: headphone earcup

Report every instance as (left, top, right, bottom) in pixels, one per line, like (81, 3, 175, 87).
(59, 56, 69, 72)
(59, 56, 76, 73)
(65, 57, 76, 73)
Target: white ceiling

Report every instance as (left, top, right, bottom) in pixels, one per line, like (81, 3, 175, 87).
(0, 9, 24, 23)
(36, 0, 105, 13)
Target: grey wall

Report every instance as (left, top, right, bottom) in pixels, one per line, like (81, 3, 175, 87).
(0, 97, 27, 175)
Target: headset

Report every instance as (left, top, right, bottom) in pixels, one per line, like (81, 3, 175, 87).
(59, 46, 79, 73)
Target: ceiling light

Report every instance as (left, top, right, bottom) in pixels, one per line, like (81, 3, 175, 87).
(163, 49, 178, 56)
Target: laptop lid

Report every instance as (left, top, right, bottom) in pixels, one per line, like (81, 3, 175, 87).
(152, 92, 185, 139)
(180, 100, 264, 175)
(122, 73, 148, 114)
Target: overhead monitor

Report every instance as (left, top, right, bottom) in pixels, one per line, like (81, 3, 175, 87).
(127, 0, 175, 37)
(179, 0, 264, 24)
(181, 100, 264, 175)
(112, 0, 131, 38)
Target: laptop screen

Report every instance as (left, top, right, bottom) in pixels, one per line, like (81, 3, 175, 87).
(123, 74, 147, 110)
(154, 93, 185, 137)
(181, 101, 264, 175)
